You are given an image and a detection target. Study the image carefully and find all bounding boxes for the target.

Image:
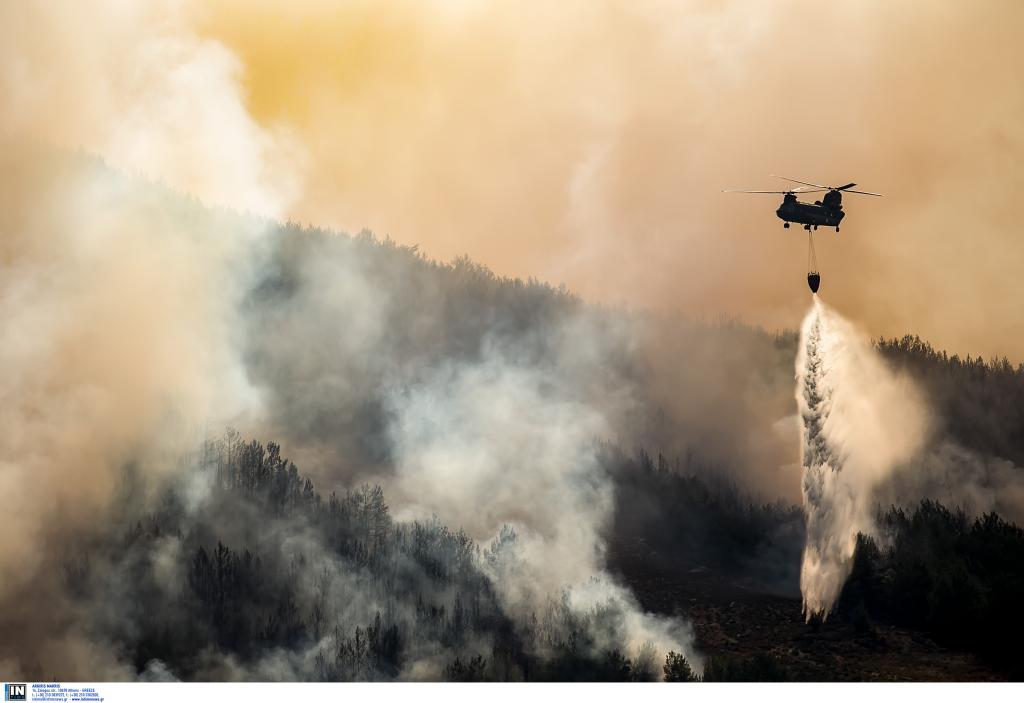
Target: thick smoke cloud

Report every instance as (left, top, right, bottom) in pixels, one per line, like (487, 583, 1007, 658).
(385, 347, 695, 662)
(0, 0, 297, 677)
(243, 244, 705, 671)
(1, 0, 1021, 683)
(0, 1, 706, 679)
(0, 1, 299, 215)
(196, 0, 1024, 360)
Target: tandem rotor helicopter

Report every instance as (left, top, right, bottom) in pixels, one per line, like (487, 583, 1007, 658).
(724, 175, 883, 293)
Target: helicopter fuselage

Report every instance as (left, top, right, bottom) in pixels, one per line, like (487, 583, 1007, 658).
(776, 192, 845, 229)
(724, 177, 880, 231)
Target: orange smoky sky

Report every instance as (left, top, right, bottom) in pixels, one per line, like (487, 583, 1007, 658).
(19, 1, 1024, 359)
(187, 0, 1024, 360)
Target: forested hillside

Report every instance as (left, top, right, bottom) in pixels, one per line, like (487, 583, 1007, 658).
(6, 152, 1023, 682)
(138, 204, 1024, 681)
(63, 433, 701, 681)
(839, 502, 1024, 678)
(878, 336, 1024, 465)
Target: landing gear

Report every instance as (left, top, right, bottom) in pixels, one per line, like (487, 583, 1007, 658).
(784, 222, 790, 229)
(813, 225, 818, 230)
(835, 226, 840, 232)
(804, 224, 811, 231)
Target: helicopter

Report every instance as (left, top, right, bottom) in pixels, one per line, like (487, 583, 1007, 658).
(724, 175, 882, 232)
(723, 176, 883, 293)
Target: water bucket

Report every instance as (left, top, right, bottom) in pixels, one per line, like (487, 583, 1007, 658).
(807, 272, 821, 294)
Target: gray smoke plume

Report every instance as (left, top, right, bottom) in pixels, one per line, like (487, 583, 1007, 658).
(384, 346, 698, 669)
(0, 3, 709, 679)
(0, 1, 297, 678)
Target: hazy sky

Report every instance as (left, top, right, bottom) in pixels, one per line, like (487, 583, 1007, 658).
(10, 1, 1024, 358)
(184, 0, 1024, 360)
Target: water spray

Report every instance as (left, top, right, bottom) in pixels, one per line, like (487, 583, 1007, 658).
(795, 299, 928, 620)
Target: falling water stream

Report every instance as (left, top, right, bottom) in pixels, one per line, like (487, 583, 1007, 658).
(795, 298, 928, 620)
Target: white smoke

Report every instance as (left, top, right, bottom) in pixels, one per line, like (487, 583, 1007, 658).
(795, 298, 929, 619)
(0, 2, 301, 677)
(386, 347, 700, 674)
(881, 443, 1024, 527)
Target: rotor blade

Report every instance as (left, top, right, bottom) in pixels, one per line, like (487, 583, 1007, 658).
(770, 174, 828, 189)
(844, 189, 884, 197)
(722, 189, 794, 194)
(835, 183, 857, 191)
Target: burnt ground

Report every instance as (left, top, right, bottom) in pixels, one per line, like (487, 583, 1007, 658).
(609, 540, 1004, 681)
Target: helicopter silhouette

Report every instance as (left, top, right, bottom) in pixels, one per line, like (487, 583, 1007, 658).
(724, 175, 882, 232)
(724, 176, 883, 293)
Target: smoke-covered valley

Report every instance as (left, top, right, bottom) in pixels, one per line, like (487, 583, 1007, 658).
(2, 146, 1024, 681)
(0, 144, 789, 680)
(2, 1, 1024, 683)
